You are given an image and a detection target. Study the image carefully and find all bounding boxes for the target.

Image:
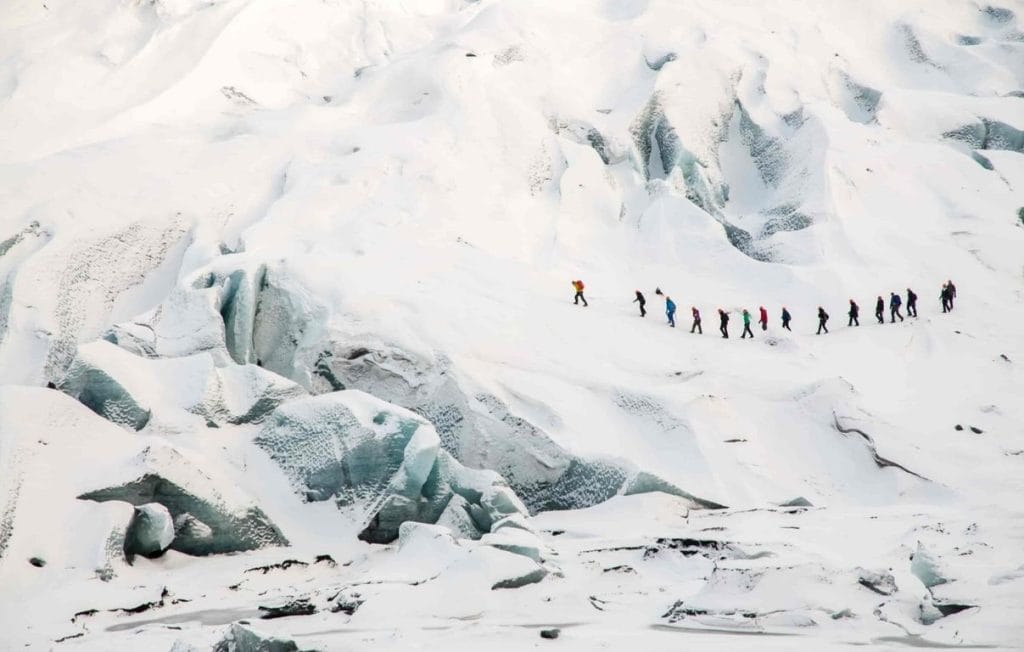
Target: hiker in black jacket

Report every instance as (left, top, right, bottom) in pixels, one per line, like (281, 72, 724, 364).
(848, 299, 860, 327)
(875, 296, 885, 324)
(718, 309, 730, 338)
(781, 307, 792, 331)
(906, 288, 918, 318)
(817, 307, 829, 334)
(633, 290, 646, 317)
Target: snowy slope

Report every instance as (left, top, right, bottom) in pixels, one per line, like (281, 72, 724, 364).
(1, 0, 1024, 649)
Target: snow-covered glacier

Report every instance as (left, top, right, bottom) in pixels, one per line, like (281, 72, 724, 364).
(1, 0, 1023, 649)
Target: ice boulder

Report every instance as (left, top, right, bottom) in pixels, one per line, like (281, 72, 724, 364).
(910, 542, 949, 589)
(59, 340, 304, 430)
(124, 502, 175, 560)
(211, 623, 300, 652)
(255, 391, 529, 543)
(480, 527, 547, 562)
(79, 445, 287, 556)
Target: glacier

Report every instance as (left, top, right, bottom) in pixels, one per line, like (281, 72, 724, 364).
(1, 0, 1023, 649)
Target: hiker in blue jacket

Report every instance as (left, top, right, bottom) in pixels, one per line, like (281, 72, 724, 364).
(889, 292, 903, 323)
(665, 295, 677, 327)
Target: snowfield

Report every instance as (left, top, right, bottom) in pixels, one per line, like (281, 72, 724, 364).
(1, 0, 1024, 649)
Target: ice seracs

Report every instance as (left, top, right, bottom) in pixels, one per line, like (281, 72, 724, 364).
(255, 390, 529, 542)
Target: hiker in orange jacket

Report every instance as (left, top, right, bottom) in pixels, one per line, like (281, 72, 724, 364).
(572, 280, 588, 307)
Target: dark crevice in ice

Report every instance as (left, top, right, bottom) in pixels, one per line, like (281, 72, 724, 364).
(832, 414, 931, 481)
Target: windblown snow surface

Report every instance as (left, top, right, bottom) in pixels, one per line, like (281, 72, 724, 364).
(2, 0, 1024, 649)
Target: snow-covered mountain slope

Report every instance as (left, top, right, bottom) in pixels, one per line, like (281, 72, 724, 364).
(1, 0, 1023, 649)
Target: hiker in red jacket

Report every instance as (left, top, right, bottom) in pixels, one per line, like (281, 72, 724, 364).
(690, 307, 702, 334)
(572, 280, 588, 307)
(758, 306, 768, 331)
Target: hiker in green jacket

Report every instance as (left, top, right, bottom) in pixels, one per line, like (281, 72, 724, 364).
(741, 309, 754, 339)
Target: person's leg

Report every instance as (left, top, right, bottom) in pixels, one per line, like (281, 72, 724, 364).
(697, 322, 702, 334)
(848, 316, 853, 327)
(898, 308, 903, 321)
(854, 316, 859, 326)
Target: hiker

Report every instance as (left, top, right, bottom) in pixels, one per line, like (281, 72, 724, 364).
(633, 290, 646, 317)
(947, 280, 957, 309)
(817, 306, 829, 334)
(875, 296, 885, 324)
(690, 307, 702, 334)
(572, 280, 588, 307)
(759, 306, 768, 331)
(889, 292, 903, 323)
(781, 307, 792, 331)
(848, 299, 860, 327)
(665, 295, 677, 327)
(741, 309, 754, 339)
(718, 309, 730, 338)
(941, 284, 951, 313)
(906, 288, 918, 318)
